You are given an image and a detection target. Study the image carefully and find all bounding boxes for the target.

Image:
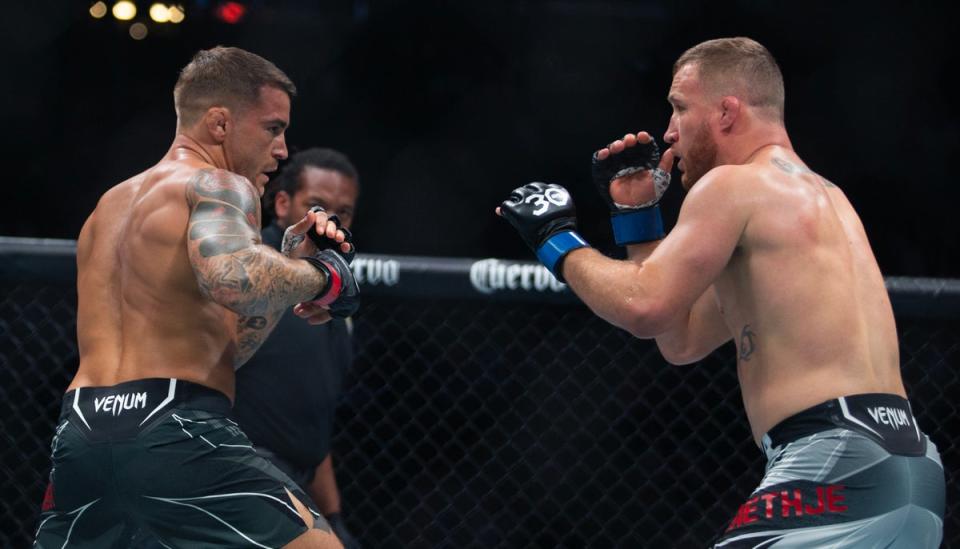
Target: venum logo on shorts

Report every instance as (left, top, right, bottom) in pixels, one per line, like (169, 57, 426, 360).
(351, 257, 399, 287)
(866, 406, 911, 430)
(726, 484, 847, 532)
(93, 392, 148, 416)
(470, 258, 566, 294)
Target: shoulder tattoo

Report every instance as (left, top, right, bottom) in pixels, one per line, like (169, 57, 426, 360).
(186, 170, 261, 258)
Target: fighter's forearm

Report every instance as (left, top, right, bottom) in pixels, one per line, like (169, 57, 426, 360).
(186, 168, 326, 316)
(562, 247, 668, 338)
(194, 245, 324, 317)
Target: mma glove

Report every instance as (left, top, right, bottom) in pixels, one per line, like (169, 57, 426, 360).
(591, 138, 671, 245)
(499, 182, 589, 282)
(300, 208, 360, 319)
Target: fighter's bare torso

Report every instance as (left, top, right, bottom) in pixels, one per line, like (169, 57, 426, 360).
(71, 143, 248, 398)
(707, 146, 904, 442)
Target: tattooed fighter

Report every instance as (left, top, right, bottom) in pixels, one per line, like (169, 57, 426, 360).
(499, 37, 944, 547)
(34, 47, 352, 548)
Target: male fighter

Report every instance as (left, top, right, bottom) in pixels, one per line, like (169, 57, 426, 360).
(34, 47, 355, 548)
(499, 37, 945, 547)
(235, 148, 362, 548)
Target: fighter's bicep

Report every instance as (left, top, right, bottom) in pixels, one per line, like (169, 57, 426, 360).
(647, 173, 747, 311)
(185, 170, 262, 259)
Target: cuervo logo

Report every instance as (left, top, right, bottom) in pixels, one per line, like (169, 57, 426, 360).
(351, 257, 400, 287)
(469, 258, 566, 294)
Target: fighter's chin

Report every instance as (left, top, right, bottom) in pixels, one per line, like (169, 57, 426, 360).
(255, 173, 269, 188)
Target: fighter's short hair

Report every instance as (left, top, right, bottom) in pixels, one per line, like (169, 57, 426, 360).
(174, 46, 296, 126)
(674, 37, 785, 122)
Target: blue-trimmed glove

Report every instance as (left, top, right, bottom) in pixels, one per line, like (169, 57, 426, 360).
(592, 138, 671, 245)
(499, 182, 589, 282)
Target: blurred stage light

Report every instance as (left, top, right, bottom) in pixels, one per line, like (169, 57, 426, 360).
(215, 1, 247, 24)
(149, 3, 170, 22)
(129, 22, 148, 40)
(112, 1, 137, 21)
(168, 4, 185, 23)
(89, 1, 108, 18)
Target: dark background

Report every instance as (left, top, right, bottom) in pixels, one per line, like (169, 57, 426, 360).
(1, 0, 958, 276)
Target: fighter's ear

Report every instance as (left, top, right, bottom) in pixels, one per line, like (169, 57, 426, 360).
(273, 190, 291, 219)
(203, 107, 230, 143)
(719, 96, 741, 133)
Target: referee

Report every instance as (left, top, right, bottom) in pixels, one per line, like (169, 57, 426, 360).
(235, 147, 361, 548)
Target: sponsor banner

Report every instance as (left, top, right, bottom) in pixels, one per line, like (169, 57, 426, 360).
(352, 254, 576, 303)
(1, 238, 955, 313)
(469, 258, 565, 295)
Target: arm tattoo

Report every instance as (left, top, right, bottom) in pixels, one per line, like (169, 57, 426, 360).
(280, 226, 306, 257)
(186, 169, 323, 316)
(234, 312, 283, 368)
(739, 324, 756, 362)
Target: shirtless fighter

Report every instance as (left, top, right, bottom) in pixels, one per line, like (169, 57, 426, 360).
(34, 47, 355, 548)
(498, 37, 945, 547)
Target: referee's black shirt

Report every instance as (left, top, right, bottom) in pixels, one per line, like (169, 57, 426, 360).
(233, 223, 353, 469)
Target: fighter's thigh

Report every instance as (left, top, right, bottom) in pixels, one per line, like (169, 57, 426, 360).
(34, 508, 134, 549)
(35, 421, 133, 548)
(131, 412, 316, 547)
(715, 432, 943, 548)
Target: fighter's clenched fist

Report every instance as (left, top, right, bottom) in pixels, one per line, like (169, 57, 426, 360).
(497, 182, 589, 281)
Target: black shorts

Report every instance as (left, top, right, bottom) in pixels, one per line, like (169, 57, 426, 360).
(34, 378, 324, 548)
(713, 393, 945, 548)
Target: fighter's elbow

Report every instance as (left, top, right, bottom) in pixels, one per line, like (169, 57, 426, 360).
(621, 298, 673, 339)
(656, 340, 702, 366)
(193, 266, 265, 316)
(204, 284, 264, 316)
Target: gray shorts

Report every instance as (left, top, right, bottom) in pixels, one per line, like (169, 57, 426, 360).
(713, 394, 945, 548)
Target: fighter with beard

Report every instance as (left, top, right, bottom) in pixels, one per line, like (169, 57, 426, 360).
(497, 37, 944, 547)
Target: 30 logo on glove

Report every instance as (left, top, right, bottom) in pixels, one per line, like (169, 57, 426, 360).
(499, 182, 589, 282)
(523, 186, 571, 216)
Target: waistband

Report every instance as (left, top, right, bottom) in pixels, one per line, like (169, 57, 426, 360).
(61, 378, 231, 440)
(761, 393, 925, 457)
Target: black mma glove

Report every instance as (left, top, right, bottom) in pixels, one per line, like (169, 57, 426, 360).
(301, 250, 360, 319)
(325, 513, 361, 549)
(300, 206, 359, 318)
(591, 138, 670, 245)
(306, 206, 356, 264)
(499, 182, 589, 281)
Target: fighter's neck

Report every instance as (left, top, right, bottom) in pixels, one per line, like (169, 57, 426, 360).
(169, 134, 230, 171)
(719, 127, 793, 166)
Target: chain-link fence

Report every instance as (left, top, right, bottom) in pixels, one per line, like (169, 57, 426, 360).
(1, 239, 957, 548)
